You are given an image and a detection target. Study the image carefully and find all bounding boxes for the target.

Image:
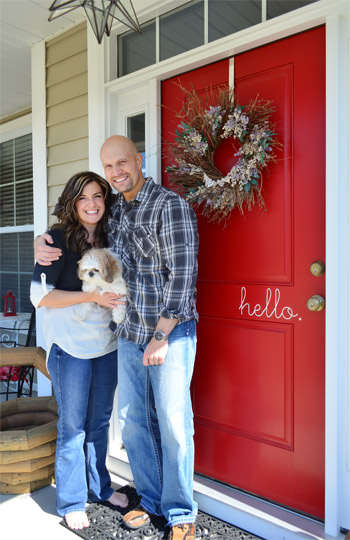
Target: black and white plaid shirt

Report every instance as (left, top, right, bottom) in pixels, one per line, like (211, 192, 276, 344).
(107, 177, 199, 345)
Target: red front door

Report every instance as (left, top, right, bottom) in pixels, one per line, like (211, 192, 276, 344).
(162, 27, 325, 519)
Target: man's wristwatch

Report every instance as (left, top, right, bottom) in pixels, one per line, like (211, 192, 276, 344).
(153, 330, 168, 342)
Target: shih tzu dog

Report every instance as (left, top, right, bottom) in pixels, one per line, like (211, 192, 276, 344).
(75, 248, 127, 324)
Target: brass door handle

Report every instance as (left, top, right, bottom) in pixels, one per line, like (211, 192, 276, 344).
(310, 261, 325, 276)
(306, 295, 325, 311)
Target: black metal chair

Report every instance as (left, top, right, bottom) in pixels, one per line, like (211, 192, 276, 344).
(0, 309, 36, 400)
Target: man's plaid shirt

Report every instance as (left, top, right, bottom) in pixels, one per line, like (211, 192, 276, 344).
(107, 177, 199, 345)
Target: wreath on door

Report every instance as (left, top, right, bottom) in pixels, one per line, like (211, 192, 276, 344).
(165, 86, 280, 222)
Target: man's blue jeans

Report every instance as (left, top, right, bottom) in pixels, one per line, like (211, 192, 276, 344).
(118, 320, 198, 527)
(48, 344, 118, 517)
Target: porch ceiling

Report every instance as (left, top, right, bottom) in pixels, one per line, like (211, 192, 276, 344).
(0, 0, 183, 122)
(0, 0, 85, 121)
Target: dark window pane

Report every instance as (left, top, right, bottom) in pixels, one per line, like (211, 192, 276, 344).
(15, 181, 33, 225)
(209, 0, 261, 42)
(0, 140, 14, 185)
(0, 184, 14, 227)
(15, 134, 32, 182)
(0, 232, 17, 272)
(160, 1, 204, 62)
(0, 232, 33, 313)
(19, 273, 32, 313)
(127, 114, 146, 174)
(19, 232, 35, 273)
(0, 133, 32, 226)
(127, 114, 145, 153)
(267, 0, 318, 19)
(118, 21, 156, 76)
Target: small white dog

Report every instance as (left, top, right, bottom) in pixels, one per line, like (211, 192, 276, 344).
(75, 248, 127, 324)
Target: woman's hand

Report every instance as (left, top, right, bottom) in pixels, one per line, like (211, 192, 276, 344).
(34, 233, 62, 266)
(92, 292, 126, 309)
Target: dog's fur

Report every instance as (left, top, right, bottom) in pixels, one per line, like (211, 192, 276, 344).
(75, 248, 127, 324)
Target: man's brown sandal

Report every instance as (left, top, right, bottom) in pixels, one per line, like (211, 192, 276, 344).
(122, 506, 151, 529)
(169, 523, 196, 540)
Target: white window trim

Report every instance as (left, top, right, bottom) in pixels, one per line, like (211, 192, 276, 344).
(88, 0, 350, 537)
(0, 225, 34, 234)
(0, 114, 32, 143)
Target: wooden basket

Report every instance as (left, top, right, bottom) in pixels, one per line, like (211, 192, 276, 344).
(0, 347, 58, 494)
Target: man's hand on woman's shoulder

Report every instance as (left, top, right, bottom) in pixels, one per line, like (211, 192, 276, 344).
(34, 232, 62, 266)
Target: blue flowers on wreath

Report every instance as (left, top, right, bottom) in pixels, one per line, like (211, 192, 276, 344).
(165, 86, 280, 222)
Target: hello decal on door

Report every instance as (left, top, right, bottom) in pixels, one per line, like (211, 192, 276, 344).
(239, 286, 300, 320)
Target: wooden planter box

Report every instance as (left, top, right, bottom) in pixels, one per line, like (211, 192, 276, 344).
(0, 348, 58, 494)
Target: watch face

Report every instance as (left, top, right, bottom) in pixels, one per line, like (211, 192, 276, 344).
(154, 330, 166, 341)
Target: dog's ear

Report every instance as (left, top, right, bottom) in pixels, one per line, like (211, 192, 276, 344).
(105, 251, 119, 283)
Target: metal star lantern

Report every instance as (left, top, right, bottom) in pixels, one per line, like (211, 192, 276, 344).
(48, 0, 141, 44)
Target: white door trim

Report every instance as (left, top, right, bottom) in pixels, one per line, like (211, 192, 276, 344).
(325, 10, 350, 537)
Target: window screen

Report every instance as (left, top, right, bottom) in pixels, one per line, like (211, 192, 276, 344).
(267, 0, 317, 19)
(0, 133, 34, 313)
(209, 0, 261, 42)
(118, 21, 156, 77)
(160, 1, 204, 62)
(0, 133, 33, 227)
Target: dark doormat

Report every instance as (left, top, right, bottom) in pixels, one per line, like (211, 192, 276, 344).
(60, 484, 265, 540)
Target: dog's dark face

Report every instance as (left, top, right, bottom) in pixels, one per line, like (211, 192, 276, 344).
(78, 249, 122, 284)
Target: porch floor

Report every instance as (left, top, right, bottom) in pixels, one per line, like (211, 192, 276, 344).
(0, 482, 264, 540)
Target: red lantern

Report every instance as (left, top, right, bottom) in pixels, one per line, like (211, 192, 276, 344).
(3, 291, 17, 317)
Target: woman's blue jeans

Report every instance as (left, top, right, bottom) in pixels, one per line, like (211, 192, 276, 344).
(118, 320, 198, 527)
(48, 344, 118, 517)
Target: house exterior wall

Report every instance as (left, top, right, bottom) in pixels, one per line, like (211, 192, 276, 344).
(45, 22, 88, 224)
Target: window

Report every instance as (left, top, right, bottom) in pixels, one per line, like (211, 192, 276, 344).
(160, 1, 204, 62)
(208, 0, 261, 42)
(118, 20, 156, 77)
(127, 113, 146, 175)
(114, 0, 319, 79)
(267, 0, 317, 20)
(0, 133, 33, 313)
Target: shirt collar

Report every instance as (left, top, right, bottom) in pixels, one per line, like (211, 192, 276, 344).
(113, 177, 155, 208)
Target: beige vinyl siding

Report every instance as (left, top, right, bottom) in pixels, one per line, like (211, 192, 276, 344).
(46, 23, 88, 225)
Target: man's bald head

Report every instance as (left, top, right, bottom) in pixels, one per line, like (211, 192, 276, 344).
(100, 135, 138, 159)
(100, 135, 145, 201)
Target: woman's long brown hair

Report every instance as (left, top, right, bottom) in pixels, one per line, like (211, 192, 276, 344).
(51, 171, 111, 254)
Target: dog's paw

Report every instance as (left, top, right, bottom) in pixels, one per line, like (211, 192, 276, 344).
(112, 305, 126, 325)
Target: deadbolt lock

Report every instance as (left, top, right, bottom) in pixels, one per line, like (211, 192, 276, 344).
(310, 261, 325, 277)
(306, 295, 325, 312)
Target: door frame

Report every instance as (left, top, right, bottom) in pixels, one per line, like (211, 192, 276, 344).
(84, 1, 350, 536)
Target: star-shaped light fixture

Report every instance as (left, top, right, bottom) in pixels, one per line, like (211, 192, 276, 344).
(48, 0, 141, 44)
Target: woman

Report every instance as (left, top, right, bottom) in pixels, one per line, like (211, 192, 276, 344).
(30, 172, 128, 530)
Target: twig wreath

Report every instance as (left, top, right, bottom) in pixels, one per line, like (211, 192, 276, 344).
(165, 86, 280, 222)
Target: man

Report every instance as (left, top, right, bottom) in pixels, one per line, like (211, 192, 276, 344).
(35, 135, 199, 540)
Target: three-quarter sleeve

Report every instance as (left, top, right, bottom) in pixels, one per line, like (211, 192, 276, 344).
(30, 229, 66, 308)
